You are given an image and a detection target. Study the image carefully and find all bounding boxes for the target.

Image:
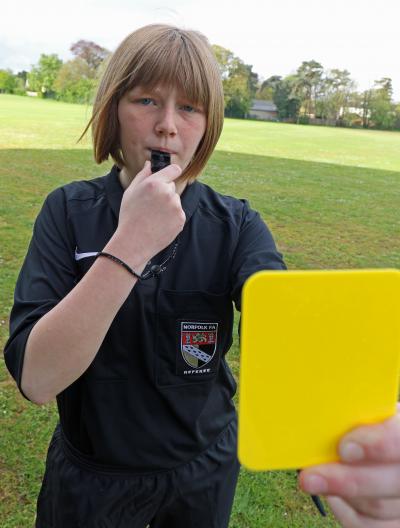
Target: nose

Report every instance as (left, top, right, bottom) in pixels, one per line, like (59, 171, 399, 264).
(155, 105, 178, 137)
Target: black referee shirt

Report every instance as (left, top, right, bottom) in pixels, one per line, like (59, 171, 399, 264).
(4, 165, 286, 471)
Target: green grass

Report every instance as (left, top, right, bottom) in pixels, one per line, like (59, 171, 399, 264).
(1, 94, 399, 527)
(219, 118, 400, 172)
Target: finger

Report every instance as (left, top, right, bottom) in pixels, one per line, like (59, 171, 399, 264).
(153, 163, 182, 183)
(326, 496, 400, 528)
(300, 463, 400, 499)
(339, 414, 400, 464)
(349, 497, 400, 520)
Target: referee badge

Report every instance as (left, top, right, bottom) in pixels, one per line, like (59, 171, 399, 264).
(180, 322, 218, 372)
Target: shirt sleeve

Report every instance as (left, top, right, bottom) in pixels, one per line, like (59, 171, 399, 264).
(3, 187, 78, 401)
(230, 201, 287, 312)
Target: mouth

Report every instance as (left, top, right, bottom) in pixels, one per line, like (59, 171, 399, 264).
(148, 147, 177, 155)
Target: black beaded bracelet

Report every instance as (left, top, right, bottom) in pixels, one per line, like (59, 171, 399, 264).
(96, 237, 180, 281)
(96, 252, 143, 280)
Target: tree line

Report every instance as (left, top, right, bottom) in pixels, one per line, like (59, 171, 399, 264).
(0, 40, 109, 105)
(1, 39, 399, 130)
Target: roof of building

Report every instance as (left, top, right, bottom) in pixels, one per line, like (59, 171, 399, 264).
(251, 99, 278, 112)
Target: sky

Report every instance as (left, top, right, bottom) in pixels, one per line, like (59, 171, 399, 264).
(2, 0, 400, 101)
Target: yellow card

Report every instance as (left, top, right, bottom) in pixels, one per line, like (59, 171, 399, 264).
(238, 269, 400, 470)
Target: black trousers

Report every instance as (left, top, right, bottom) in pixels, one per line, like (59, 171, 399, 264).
(35, 419, 240, 528)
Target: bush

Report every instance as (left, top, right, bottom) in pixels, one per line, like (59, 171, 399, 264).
(56, 78, 97, 104)
(0, 69, 18, 93)
(297, 115, 310, 125)
(224, 92, 251, 118)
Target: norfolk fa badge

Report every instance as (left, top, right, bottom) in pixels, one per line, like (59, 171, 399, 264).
(180, 322, 218, 371)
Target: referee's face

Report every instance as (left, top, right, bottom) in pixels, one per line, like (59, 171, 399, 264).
(118, 84, 206, 181)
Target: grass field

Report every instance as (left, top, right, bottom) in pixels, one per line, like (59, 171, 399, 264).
(1, 94, 399, 527)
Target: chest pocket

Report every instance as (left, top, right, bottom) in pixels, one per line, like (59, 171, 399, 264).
(155, 289, 233, 387)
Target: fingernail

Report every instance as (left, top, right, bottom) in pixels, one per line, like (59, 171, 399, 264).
(302, 474, 328, 494)
(340, 441, 364, 462)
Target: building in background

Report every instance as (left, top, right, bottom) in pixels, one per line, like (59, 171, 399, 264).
(247, 100, 278, 121)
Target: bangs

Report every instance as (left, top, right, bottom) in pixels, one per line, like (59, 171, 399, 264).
(123, 31, 209, 108)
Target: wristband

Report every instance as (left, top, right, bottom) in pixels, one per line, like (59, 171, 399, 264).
(96, 252, 143, 279)
(96, 236, 180, 280)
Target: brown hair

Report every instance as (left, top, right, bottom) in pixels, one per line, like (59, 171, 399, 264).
(81, 24, 224, 182)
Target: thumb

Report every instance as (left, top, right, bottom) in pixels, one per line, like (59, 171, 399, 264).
(132, 160, 152, 185)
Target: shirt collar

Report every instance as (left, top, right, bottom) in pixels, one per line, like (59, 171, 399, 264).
(103, 165, 200, 225)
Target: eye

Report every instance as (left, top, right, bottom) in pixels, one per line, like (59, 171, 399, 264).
(181, 104, 196, 113)
(138, 98, 154, 106)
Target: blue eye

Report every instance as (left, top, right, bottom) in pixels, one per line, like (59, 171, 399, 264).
(182, 105, 195, 113)
(139, 98, 153, 105)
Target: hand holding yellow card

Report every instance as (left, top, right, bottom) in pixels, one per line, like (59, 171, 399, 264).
(238, 269, 400, 470)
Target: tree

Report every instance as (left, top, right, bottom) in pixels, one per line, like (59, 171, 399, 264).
(292, 60, 324, 118)
(224, 60, 255, 117)
(273, 76, 301, 120)
(394, 103, 400, 130)
(0, 69, 18, 93)
(374, 77, 393, 96)
(360, 90, 373, 128)
(16, 70, 28, 84)
(212, 44, 257, 118)
(54, 57, 97, 104)
(28, 54, 63, 97)
(369, 78, 396, 129)
(212, 45, 235, 80)
(70, 40, 110, 72)
(247, 65, 259, 98)
(253, 75, 300, 120)
(257, 75, 282, 100)
(317, 69, 355, 123)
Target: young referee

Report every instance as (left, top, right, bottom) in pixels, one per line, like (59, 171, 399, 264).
(6, 22, 400, 528)
(4, 24, 286, 527)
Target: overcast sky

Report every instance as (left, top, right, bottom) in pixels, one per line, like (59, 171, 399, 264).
(2, 0, 400, 100)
